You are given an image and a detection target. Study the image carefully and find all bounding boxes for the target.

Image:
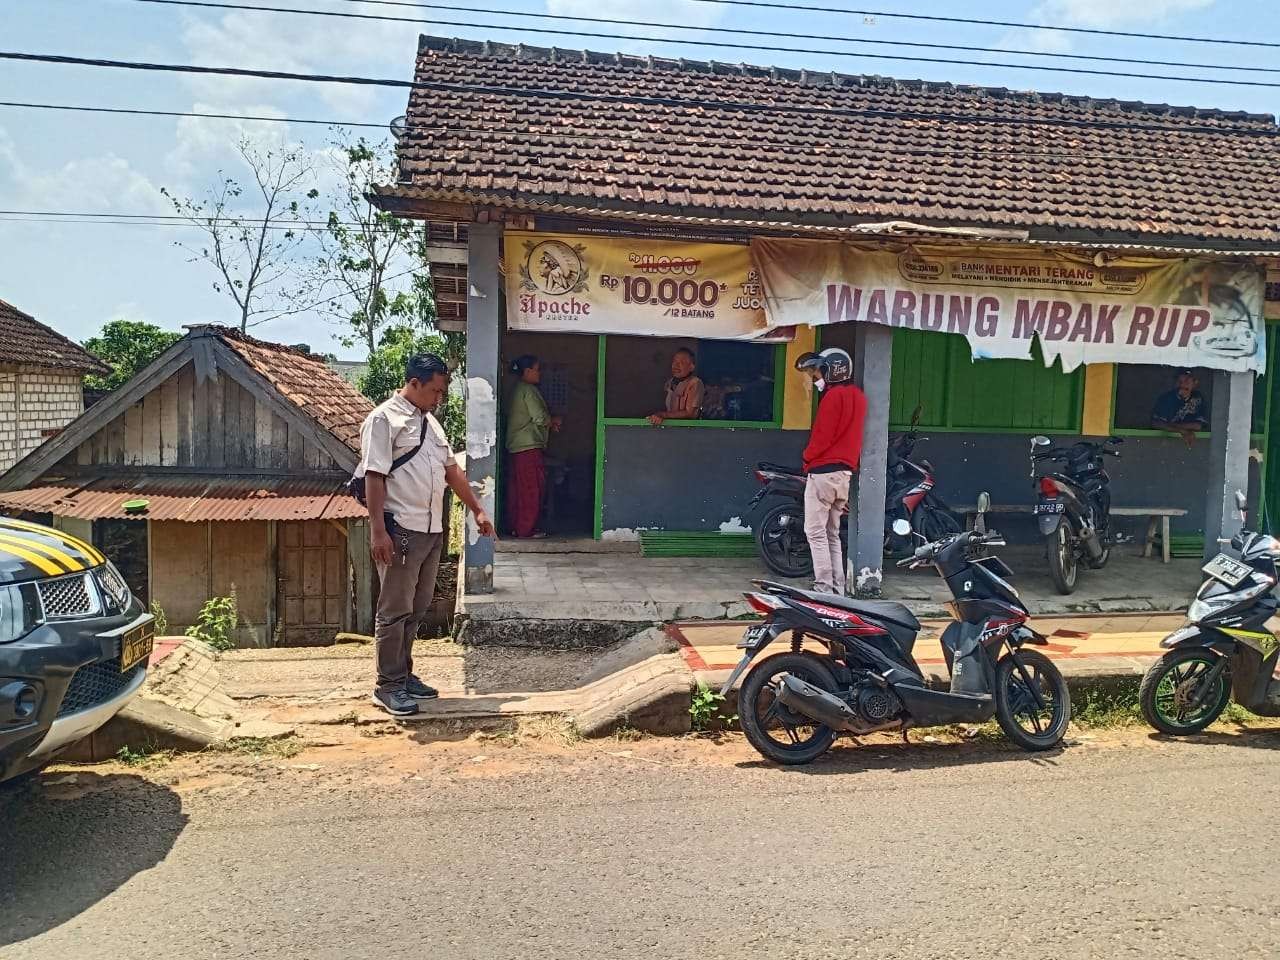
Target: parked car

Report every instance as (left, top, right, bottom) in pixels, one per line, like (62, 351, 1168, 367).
(0, 517, 153, 784)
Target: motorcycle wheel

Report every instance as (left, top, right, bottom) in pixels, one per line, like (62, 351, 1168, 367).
(1045, 524, 1079, 594)
(915, 505, 961, 541)
(995, 649, 1071, 751)
(1139, 648, 1231, 735)
(738, 652, 838, 765)
(754, 502, 813, 579)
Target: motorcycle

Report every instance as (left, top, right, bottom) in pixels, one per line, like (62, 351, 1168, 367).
(1139, 491, 1280, 734)
(750, 407, 960, 580)
(1030, 434, 1121, 594)
(726, 496, 1071, 765)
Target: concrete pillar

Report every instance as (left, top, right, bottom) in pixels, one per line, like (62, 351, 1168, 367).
(849, 324, 892, 597)
(463, 222, 502, 594)
(1203, 370, 1254, 562)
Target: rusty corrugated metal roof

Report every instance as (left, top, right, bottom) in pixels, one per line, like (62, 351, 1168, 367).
(0, 474, 365, 522)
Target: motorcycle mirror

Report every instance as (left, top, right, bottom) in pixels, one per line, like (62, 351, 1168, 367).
(1031, 435, 1051, 447)
(891, 518, 912, 537)
(977, 491, 992, 513)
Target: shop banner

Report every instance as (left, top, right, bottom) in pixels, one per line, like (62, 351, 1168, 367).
(752, 238, 1266, 372)
(506, 231, 775, 339)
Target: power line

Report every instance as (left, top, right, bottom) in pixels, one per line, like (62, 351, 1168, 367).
(5, 100, 1279, 166)
(134, 0, 1280, 76)
(122, 0, 1280, 89)
(670, 0, 1280, 51)
(4, 51, 1279, 139)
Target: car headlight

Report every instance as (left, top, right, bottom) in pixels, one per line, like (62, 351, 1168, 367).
(0, 583, 42, 643)
(96, 561, 132, 612)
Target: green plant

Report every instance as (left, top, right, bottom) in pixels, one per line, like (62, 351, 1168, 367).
(148, 600, 169, 636)
(115, 744, 176, 769)
(690, 681, 738, 732)
(189, 593, 239, 652)
(1070, 688, 1143, 729)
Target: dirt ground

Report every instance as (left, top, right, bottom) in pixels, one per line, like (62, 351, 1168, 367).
(219, 637, 613, 700)
(42, 709, 1280, 803)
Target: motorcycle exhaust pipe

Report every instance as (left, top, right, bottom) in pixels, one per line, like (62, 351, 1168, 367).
(774, 675, 860, 732)
(1079, 525, 1105, 561)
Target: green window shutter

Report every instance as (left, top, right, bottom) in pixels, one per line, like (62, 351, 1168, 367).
(890, 329, 1082, 432)
(889, 328, 949, 428)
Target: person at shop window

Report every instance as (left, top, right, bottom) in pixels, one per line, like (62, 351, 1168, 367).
(647, 347, 705, 425)
(1151, 368, 1209, 447)
(795, 348, 867, 596)
(506, 354, 562, 538)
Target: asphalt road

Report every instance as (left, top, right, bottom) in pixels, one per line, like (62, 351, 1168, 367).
(3, 729, 1280, 960)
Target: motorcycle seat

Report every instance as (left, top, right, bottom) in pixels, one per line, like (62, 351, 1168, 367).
(795, 588, 921, 630)
(758, 461, 802, 475)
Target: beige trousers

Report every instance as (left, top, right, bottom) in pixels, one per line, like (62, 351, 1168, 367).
(803, 470, 851, 594)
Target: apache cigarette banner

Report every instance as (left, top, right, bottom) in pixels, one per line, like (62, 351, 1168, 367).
(505, 231, 775, 339)
(752, 238, 1266, 372)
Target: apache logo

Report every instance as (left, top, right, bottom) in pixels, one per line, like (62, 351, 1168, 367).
(519, 239, 590, 296)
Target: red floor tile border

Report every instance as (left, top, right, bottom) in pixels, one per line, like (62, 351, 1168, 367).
(665, 622, 711, 673)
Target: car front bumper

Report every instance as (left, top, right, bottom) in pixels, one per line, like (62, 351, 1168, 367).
(0, 605, 152, 780)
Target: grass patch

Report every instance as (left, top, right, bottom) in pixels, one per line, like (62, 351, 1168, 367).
(115, 744, 177, 769)
(222, 736, 304, 760)
(477, 715, 583, 746)
(609, 724, 649, 743)
(1070, 689, 1143, 729)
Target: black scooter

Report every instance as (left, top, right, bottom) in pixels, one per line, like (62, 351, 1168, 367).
(1139, 491, 1280, 734)
(1031, 435, 1121, 594)
(726, 499, 1071, 765)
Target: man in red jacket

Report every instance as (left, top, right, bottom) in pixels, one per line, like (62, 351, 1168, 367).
(795, 348, 867, 595)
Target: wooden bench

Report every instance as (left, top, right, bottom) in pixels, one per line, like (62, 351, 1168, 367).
(959, 504, 1189, 563)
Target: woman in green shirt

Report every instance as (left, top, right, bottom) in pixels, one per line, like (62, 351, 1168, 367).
(506, 355, 560, 537)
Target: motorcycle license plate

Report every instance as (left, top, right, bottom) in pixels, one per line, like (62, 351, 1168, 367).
(1033, 501, 1064, 515)
(1202, 553, 1252, 588)
(739, 623, 769, 648)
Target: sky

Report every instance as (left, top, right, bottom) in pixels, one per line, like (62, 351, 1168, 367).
(2, 0, 1278, 360)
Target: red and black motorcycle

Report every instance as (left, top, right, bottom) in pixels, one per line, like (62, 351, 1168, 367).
(749, 408, 960, 579)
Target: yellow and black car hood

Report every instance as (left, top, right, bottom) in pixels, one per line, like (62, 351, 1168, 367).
(0, 519, 105, 584)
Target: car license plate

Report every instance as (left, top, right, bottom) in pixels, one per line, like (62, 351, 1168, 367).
(1202, 553, 1253, 588)
(119, 622, 155, 672)
(1033, 501, 1064, 515)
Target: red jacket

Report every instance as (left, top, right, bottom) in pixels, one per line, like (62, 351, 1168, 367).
(803, 382, 867, 474)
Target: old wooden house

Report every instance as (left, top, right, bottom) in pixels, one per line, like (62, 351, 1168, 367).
(0, 325, 375, 646)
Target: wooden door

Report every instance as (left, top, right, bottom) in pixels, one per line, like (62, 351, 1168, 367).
(276, 520, 347, 646)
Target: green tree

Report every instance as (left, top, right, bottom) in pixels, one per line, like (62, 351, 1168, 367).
(83, 320, 183, 391)
(309, 134, 437, 354)
(359, 324, 465, 450)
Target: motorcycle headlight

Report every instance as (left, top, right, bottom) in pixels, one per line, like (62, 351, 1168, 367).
(1188, 580, 1270, 623)
(0, 583, 42, 643)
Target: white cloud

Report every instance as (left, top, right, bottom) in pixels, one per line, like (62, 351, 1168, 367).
(1033, 0, 1215, 29)
(0, 126, 168, 217)
(176, 3, 417, 116)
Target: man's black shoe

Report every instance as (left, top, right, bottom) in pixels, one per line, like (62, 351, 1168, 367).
(406, 675, 439, 700)
(372, 688, 419, 716)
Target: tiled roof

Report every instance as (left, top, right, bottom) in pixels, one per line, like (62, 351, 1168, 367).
(0, 299, 109, 374)
(387, 37, 1280, 247)
(209, 327, 374, 453)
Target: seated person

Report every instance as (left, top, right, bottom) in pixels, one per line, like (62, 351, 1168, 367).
(647, 346, 704, 425)
(1152, 368, 1210, 446)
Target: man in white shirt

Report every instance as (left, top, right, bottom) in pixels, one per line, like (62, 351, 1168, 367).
(356, 353, 495, 716)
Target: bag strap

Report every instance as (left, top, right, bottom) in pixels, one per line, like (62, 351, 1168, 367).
(388, 414, 428, 475)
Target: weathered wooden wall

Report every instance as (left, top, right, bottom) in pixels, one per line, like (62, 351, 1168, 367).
(150, 519, 273, 646)
(68, 361, 340, 472)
